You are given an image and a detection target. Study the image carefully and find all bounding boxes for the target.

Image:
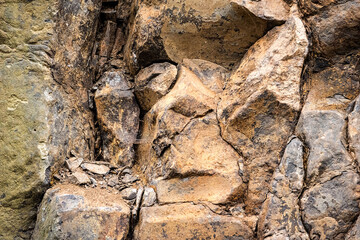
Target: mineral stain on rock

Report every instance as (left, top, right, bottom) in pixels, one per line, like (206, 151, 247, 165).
(1, 0, 360, 239)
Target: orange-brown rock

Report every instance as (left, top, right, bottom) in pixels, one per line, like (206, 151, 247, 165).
(134, 203, 254, 240)
(124, 0, 284, 74)
(32, 184, 130, 240)
(134, 62, 178, 111)
(217, 15, 308, 213)
(136, 61, 245, 204)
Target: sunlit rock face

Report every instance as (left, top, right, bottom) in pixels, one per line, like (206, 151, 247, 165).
(2, 0, 360, 239)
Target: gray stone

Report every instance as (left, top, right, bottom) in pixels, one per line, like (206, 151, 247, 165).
(142, 187, 157, 207)
(121, 188, 137, 200)
(300, 171, 360, 239)
(258, 137, 308, 240)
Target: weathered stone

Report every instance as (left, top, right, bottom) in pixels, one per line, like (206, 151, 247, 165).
(121, 174, 139, 184)
(349, 95, 360, 166)
(121, 188, 137, 200)
(94, 71, 140, 167)
(258, 137, 309, 240)
(81, 163, 110, 175)
(346, 216, 360, 240)
(134, 203, 254, 240)
(231, 0, 291, 21)
(306, 0, 360, 57)
(296, 111, 354, 184)
(142, 187, 157, 207)
(32, 184, 130, 240)
(72, 171, 91, 185)
(65, 157, 83, 172)
(137, 63, 244, 204)
(0, 0, 101, 238)
(217, 16, 308, 213)
(134, 62, 178, 111)
(300, 172, 360, 239)
(124, 0, 281, 74)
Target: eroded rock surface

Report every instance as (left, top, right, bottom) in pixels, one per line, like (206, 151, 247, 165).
(32, 184, 130, 240)
(218, 15, 308, 213)
(134, 203, 254, 240)
(124, 0, 289, 73)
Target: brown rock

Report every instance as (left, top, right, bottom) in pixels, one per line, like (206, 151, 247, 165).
(306, 0, 360, 57)
(124, 0, 279, 74)
(134, 203, 254, 240)
(32, 184, 130, 240)
(217, 16, 308, 213)
(137, 62, 244, 204)
(94, 71, 140, 167)
(134, 62, 178, 111)
(349, 95, 360, 166)
(231, 0, 291, 21)
(72, 171, 91, 185)
(81, 163, 110, 175)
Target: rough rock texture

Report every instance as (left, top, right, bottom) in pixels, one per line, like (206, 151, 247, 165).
(2, 0, 360, 239)
(136, 61, 245, 204)
(218, 15, 308, 213)
(32, 184, 130, 240)
(134, 62, 178, 111)
(94, 71, 140, 167)
(124, 0, 285, 74)
(134, 203, 254, 240)
(258, 137, 309, 240)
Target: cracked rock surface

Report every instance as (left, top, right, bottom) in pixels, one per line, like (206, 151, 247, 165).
(1, 0, 360, 239)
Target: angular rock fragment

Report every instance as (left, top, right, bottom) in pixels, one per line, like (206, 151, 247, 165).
(258, 137, 309, 240)
(32, 184, 130, 240)
(94, 71, 140, 167)
(81, 163, 110, 175)
(124, 0, 281, 73)
(142, 187, 157, 207)
(217, 16, 308, 213)
(231, 0, 291, 21)
(72, 171, 91, 185)
(65, 157, 83, 172)
(135, 62, 178, 111)
(137, 62, 244, 204)
(134, 203, 254, 240)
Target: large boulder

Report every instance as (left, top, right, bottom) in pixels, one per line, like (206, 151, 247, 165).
(136, 59, 245, 204)
(32, 184, 130, 240)
(217, 15, 308, 213)
(124, 0, 291, 74)
(134, 203, 254, 240)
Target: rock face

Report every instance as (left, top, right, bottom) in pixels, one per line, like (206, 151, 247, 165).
(124, 0, 285, 74)
(136, 60, 245, 204)
(134, 203, 254, 240)
(218, 15, 308, 213)
(2, 0, 360, 239)
(32, 184, 130, 240)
